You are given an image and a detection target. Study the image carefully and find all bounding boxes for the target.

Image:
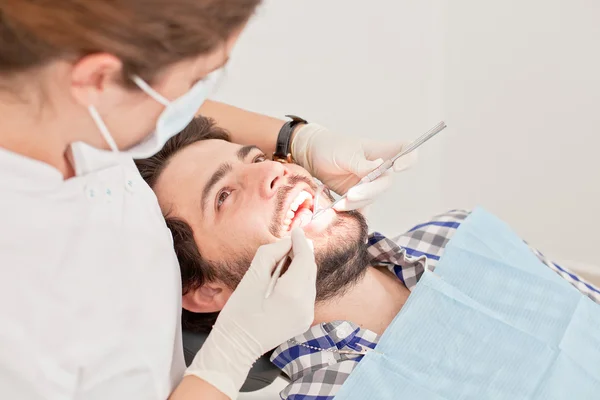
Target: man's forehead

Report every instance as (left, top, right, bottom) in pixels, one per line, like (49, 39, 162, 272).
(165, 139, 238, 178)
(154, 139, 239, 210)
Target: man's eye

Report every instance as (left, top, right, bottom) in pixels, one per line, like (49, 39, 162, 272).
(253, 155, 267, 163)
(216, 189, 231, 209)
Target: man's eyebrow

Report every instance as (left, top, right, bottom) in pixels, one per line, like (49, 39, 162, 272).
(199, 146, 261, 213)
(201, 162, 233, 212)
(237, 145, 262, 161)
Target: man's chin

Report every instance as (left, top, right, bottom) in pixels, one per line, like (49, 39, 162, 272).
(305, 210, 365, 251)
(310, 209, 370, 302)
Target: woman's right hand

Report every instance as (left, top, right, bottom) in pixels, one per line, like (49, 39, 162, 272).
(183, 228, 317, 399)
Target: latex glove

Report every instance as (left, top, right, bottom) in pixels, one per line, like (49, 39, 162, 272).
(185, 228, 317, 399)
(292, 123, 418, 211)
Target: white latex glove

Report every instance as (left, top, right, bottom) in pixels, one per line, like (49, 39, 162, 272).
(185, 228, 317, 399)
(292, 123, 418, 211)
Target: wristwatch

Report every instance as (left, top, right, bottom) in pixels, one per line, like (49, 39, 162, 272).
(272, 115, 308, 163)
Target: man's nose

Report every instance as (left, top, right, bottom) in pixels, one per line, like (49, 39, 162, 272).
(245, 161, 289, 199)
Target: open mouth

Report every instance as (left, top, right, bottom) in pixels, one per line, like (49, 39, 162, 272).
(281, 188, 316, 232)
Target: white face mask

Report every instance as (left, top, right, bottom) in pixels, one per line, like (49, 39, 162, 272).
(88, 68, 223, 159)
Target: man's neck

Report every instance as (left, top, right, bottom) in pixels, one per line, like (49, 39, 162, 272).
(313, 266, 410, 335)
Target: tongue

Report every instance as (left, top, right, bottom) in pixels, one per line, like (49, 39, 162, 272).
(290, 208, 313, 230)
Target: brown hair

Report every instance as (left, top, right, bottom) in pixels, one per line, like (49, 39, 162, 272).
(136, 116, 232, 333)
(0, 0, 261, 82)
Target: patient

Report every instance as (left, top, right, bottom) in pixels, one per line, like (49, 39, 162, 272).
(136, 117, 600, 400)
(136, 116, 409, 335)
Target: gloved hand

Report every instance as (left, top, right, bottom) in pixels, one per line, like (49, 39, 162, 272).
(185, 228, 317, 399)
(292, 123, 418, 211)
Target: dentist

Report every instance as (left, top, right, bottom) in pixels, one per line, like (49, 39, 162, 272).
(0, 1, 416, 399)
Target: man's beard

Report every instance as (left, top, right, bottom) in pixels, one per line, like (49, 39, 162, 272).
(311, 211, 369, 302)
(219, 175, 370, 302)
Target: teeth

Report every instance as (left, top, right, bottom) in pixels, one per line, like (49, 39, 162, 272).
(281, 190, 313, 232)
(290, 191, 311, 212)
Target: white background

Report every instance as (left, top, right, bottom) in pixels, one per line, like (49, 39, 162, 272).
(213, 0, 599, 268)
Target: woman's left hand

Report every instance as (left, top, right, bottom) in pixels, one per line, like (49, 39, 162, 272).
(292, 123, 418, 211)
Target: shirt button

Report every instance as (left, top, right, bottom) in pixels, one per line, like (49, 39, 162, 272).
(336, 325, 353, 338)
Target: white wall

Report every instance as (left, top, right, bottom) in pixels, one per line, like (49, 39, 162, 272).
(214, 0, 600, 266)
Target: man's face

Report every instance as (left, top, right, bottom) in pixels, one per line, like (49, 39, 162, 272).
(154, 138, 367, 305)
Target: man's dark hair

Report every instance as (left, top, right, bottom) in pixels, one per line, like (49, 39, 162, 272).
(135, 116, 230, 333)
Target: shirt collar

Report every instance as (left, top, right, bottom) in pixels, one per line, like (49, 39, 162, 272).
(271, 320, 380, 381)
(367, 232, 430, 291)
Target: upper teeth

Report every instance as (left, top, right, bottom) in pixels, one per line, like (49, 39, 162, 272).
(290, 190, 311, 213)
(282, 190, 312, 230)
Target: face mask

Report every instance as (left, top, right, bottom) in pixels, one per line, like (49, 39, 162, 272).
(88, 68, 223, 159)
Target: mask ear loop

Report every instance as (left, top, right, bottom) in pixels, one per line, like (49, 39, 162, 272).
(131, 75, 170, 106)
(88, 105, 120, 153)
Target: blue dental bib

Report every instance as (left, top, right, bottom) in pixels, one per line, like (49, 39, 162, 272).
(336, 208, 600, 400)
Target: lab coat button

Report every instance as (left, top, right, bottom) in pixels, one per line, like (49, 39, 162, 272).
(85, 185, 96, 200)
(125, 179, 135, 193)
(105, 188, 113, 203)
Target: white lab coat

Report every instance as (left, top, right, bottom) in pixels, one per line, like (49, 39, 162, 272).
(0, 142, 185, 399)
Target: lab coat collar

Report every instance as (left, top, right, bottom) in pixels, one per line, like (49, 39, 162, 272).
(0, 142, 133, 191)
(0, 145, 63, 189)
(69, 142, 133, 176)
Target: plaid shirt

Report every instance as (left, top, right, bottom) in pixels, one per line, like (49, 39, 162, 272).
(270, 209, 600, 400)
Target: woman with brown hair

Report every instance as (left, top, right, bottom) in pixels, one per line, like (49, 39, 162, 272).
(0, 1, 415, 399)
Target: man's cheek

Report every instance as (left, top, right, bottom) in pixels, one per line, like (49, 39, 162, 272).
(236, 215, 273, 244)
(250, 209, 277, 232)
(286, 164, 313, 179)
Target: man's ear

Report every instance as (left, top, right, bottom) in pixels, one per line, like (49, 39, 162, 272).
(182, 282, 233, 313)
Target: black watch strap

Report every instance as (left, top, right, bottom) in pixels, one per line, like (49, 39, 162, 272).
(273, 115, 308, 163)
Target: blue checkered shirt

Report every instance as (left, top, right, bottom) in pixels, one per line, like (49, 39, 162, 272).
(270, 210, 600, 399)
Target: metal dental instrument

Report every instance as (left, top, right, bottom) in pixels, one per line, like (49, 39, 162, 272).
(265, 122, 446, 298)
(265, 185, 325, 299)
(311, 121, 447, 220)
(266, 121, 446, 298)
